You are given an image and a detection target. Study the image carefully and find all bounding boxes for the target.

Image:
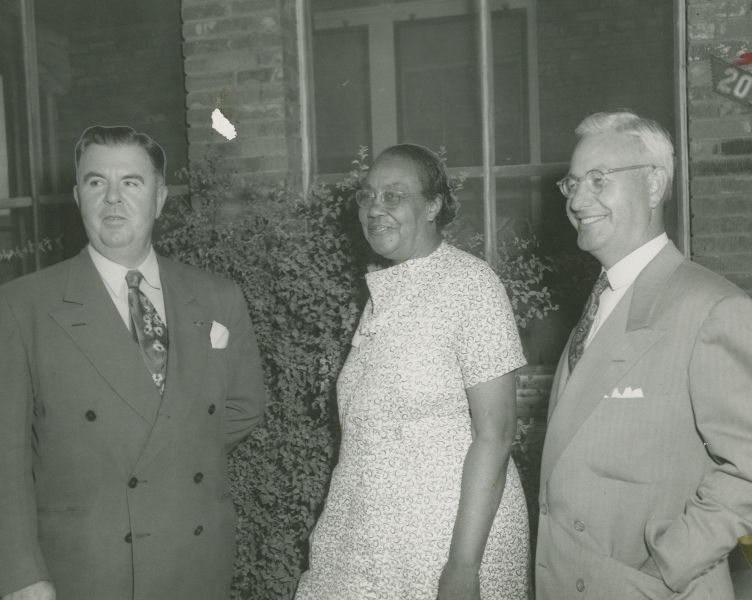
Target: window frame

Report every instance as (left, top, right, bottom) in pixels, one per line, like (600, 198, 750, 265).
(299, 0, 691, 262)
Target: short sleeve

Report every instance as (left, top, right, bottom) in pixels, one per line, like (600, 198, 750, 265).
(453, 263, 526, 389)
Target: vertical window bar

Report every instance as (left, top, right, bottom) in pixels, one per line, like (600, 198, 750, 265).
(297, 0, 315, 196)
(674, 0, 691, 258)
(21, 0, 42, 271)
(478, 0, 497, 267)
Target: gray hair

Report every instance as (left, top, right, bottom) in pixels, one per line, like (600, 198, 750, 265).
(575, 111, 674, 201)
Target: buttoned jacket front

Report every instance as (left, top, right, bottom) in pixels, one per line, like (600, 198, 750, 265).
(0, 249, 265, 600)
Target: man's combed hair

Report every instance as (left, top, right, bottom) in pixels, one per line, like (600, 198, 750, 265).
(575, 110, 675, 201)
(380, 143, 459, 230)
(74, 125, 167, 181)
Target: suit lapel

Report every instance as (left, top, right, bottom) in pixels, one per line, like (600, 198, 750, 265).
(50, 250, 161, 425)
(132, 257, 210, 475)
(539, 242, 686, 488)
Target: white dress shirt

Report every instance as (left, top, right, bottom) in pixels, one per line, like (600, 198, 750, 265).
(584, 233, 669, 348)
(87, 245, 167, 331)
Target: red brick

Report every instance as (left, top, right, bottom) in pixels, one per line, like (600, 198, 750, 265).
(689, 117, 752, 139)
(692, 234, 752, 252)
(691, 195, 752, 215)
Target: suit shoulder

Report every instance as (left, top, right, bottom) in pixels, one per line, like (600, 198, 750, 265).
(158, 255, 240, 295)
(0, 257, 72, 304)
(672, 259, 747, 303)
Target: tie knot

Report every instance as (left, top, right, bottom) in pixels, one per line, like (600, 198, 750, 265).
(126, 270, 143, 290)
(593, 271, 610, 296)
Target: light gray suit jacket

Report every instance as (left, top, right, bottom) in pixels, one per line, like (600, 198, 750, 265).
(536, 242, 752, 599)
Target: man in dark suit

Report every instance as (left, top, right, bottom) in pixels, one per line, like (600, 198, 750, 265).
(536, 111, 752, 599)
(0, 126, 265, 600)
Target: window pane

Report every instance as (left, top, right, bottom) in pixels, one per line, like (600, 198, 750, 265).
(32, 0, 187, 266)
(395, 10, 528, 168)
(396, 15, 481, 167)
(313, 26, 372, 174)
(0, 0, 33, 282)
(536, 0, 677, 245)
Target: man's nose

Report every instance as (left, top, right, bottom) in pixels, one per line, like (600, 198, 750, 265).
(104, 184, 122, 204)
(568, 183, 592, 212)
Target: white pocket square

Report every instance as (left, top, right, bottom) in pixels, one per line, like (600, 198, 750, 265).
(604, 387, 644, 399)
(210, 320, 229, 349)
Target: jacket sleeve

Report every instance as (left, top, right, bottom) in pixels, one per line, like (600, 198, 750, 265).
(646, 293, 752, 592)
(223, 283, 266, 452)
(0, 290, 50, 595)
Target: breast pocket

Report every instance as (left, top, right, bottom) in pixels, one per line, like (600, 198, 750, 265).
(587, 394, 672, 484)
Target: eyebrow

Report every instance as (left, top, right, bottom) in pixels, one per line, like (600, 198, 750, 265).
(81, 172, 145, 183)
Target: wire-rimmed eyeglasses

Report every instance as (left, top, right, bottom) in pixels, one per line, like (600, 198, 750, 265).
(557, 164, 656, 198)
(355, 189, 423, 209)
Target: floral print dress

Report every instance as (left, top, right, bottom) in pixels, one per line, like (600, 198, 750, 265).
(295, 242, 531, 600)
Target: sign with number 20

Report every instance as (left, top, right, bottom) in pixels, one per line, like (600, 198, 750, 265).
(711, 56, 752, 110)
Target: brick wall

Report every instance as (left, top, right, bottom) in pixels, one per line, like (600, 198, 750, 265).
(686, 0, 752, 294)
(181, 0, 302, 193)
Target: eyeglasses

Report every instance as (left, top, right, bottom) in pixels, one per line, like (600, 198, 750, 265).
(355, 189, 423, 209)
(557, 164, 656, 198)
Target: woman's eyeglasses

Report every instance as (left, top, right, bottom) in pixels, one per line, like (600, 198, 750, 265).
(355, 189, 423, 209)
(557, 164, 655, 198)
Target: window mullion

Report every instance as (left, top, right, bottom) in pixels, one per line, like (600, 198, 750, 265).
(20, 0, 43, 271)
(369, 18, 398, 156)
(478, 0, 497, 267)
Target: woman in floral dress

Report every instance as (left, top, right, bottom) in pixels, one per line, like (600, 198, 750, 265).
(295, 144, 531, 600)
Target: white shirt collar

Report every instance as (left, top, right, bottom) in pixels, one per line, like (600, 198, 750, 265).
(604, 233, 669, 291)
(87, 244, 162, 298)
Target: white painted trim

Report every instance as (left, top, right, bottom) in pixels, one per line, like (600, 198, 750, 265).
(368, 18, 398, 155)
(674, 0, 691, 258)
(479, 0, 497, 266)
(296, 0, 314, 195)
(0, 76, 9, 203)
(314, 0, 529, 29)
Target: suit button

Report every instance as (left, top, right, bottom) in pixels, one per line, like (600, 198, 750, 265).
(194, 472, 204, 483)
(576, 579, 586, 592)
(208, 404, 216, 415)
(194, 525, 203, 536)
(540, 503, 548, 515)
(85, 410, 97, 421)
(574, 520, 585, 532)
(128, 477, 138, 489)
(124, 533, 132, 543)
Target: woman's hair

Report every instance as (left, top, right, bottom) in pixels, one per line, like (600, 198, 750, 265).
(75, 125, 166, 181)
(575, 110, 675, 201)
(379, 143, 458, 229)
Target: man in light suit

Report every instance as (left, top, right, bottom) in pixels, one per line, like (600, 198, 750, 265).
(0, 126, 265, 600)
(536, 111, 752, 599)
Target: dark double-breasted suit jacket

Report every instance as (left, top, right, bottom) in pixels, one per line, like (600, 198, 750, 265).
(0, 249, 265, 600)
(536, 242, 752, 599)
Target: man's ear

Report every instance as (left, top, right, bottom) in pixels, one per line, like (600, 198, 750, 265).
(648, 167, 669, 209)
(73, 185, 80, 209)
(155, 183, 168, 219)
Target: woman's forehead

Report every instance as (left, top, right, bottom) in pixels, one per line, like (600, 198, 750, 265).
(365, 155, 422, 189)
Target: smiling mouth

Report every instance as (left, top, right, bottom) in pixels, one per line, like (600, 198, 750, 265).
(369, 226, 392, 234)
(579, 215, 606, 226)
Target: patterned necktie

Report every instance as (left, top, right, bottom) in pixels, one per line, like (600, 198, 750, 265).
(126, 270, 168, 395)
(568, 271, 610, 376)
